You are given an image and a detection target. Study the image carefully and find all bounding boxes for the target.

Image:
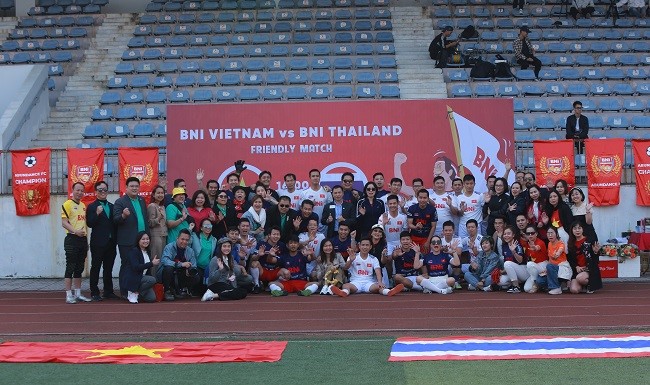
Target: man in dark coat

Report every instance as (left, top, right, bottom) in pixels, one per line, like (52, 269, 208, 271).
(565, 100, 589, 154)
(86, 180, 118, 300)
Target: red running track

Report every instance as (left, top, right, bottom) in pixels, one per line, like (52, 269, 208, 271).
(1, 282, 649, 339)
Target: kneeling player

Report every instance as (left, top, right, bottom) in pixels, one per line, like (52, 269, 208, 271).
(392, 232, 424, 292)
(416, 235, 460, 294)
(331, 238, 404, 297)
(269, 235, 319, 297)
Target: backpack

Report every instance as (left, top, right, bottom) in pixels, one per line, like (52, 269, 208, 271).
(428, 39, 441, 60)
(494, 60, 514, 78)
(470, 59, 495, 78)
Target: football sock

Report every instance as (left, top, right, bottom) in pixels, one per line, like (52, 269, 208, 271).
(411, 282, 423, 291)
(250, 268, 260, 286)
(74, 288, 81, 297)
(305, 284, 318, 294)
(420, 279, 444, 294)
(269, 284, 282, 292)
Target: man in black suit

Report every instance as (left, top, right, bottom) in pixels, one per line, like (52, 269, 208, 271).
(565, 100, 589, 154)
(321, 185, 356, 239)
(86, 181, 118, 301)
(265, 195, 298, 243)
(113, 177, 149, 296)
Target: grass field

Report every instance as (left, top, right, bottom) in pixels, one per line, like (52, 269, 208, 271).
(2, 338, 649, 385)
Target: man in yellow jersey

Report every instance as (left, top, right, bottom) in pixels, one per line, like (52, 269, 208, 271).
(61, 182, 91, 304)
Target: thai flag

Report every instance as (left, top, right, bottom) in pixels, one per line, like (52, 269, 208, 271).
(389, 334, 650, 361)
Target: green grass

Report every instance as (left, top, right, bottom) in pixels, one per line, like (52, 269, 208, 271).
(1, 338, 649, 385)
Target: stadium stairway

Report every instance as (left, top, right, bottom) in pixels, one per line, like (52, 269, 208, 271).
(33, 13, 136, 148)
(0, 16, 16, 44)
(391, 6, 446, 99)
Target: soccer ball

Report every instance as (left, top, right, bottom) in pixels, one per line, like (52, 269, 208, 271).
(24, 156, 37, 168)
(646, 147, 650, 157)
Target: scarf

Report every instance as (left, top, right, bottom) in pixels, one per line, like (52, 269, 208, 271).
(245, 206, 266, 229)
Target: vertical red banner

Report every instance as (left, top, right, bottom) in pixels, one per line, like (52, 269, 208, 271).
(585, 139, 624, 206)
(118, 148, 158, 198)
(632, 140, 650, 206)
(533, 140, 575, 187)
(11, 148, 51, 216)
(67, 148, 104, 205)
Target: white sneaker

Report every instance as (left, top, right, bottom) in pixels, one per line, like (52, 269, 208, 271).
(127, 291, 139, 304)
(483, 286, 493, 292)
(422, 288, 433, 294)
(76, 294, 92, 302)
(549, 288, 562, 295)
(66, 295, 76, 304)
(467, 284, 476, 291)
(445, 287, 454, 294)
(201, 289, 215, 302)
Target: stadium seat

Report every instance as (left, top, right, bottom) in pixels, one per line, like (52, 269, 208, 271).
(582, 69, 603, 81)
(193, 89, 213, 102)
(356, 86, 377, 98)
(527, 99, 549, 112)
(448, 69, 469, 82)
(287, 87, 307, 100)
(266, 73, 286, 85)
(607, 116, 629, 129)
(311, 72, 331, 84)
(613, 83, 634, 96)
(239, 89, 261, 101)
(590, 84, 611, 96)
(514, 116, 532, 130)
(146, 91, 167, 104)
(83, 124, 106, 139)
(92, 108, 113, 121)
(515, 70, 536, 81)
(598, 98, 622, 112)
(589, 115, 605, 130)
(451, 84, 472, 97)
(379, 85, 400, 98)
(310, 86, 330, 99)
(169, 90, 190, 103)
(263, 87, 283, 100)
(566, 84, 589, 96)
(632, 116, 650, 129)
(498, 84, 519, 97)
(474, 84, 496, 97)
(513, 99, 525, 113)
(133, 123, 155, 137)
(139, 106, 163, 119)
(107, 123, 129, 138)
(551, 99, 573, 113)
(534, 116, 556, 130)
(521, 85, 544, 96)
(623, 99, 646, 112)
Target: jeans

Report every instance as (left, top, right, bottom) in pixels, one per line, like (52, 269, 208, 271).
(536, 263, 560, 290)
(464, 270, 493, 288)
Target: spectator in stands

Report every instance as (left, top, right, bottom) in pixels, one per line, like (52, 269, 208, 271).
(114, 177, 149, 297)
(513, 26, 541, 79)
(565, 101, 589, 154)
(525, 185, 548, 242)
(61, 182, 91, 304)
(513, 0, 525, 13)
(570, 0, 596, 19)
(277, 173, 301, 210)
(159, 228, 199, 300)
(429, 26, 458, 69)
(124, 231, 160, 304)
(86, 181, 117, 301)
(187, 190, 216, 234)
(201, 239, 249, 302)
(616, 0, 647, 18)
(147, 185, 167, 278)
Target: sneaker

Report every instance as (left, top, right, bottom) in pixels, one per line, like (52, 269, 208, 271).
(422, 288, 433, 294)
(252, 285, 261, 294)
(76, 294, 92, 302)
(297, 289, 312, 297)
(454, 282, 462, 290)
(91, 295, 103, 302)
(528, 283, 539, 294)
(483, 285, 493, 292)
(271, 290, 288, 297)
(506, 286, 521, 293)
(330, 285, 348, 297)
(201, 289, 215, 302)
(175, 289, 188, 299)
(66, 295, 77, 304)
(445, 287, 454, 294)
(387, 283, 404, 297)
(164, 291, 175, 301)
(549, 288, 562, 295)
(127, 291, 138, 304)
(467, 284, 476, 291)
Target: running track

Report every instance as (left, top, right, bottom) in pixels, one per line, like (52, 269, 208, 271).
(1, 282, 649, 339)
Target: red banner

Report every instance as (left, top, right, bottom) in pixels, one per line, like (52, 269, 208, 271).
(0, 341, 287, 364)
(167, 100, 514, 194)
(118, 148, 158, 197)
(11, 148, 50, 216)
(533, 140, 575, 187)
(67, 148, 104, 205)
(585, 139, 624, 206)
(633, 140, 650, 206)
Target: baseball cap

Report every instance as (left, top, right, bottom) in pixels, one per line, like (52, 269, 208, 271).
(519, 26, 530, 33)
(443, 26, 453, 32)
(371, 224, 384, 232)
(172, 187, 186, 197)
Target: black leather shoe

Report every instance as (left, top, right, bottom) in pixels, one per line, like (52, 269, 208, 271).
(91, 295, 103, 302)
(102, 292, 120, 300)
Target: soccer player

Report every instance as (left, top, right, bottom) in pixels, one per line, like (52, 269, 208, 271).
(331, 238, 404, 297)
(378, 195, 408, 255)
(61, 182, 91, 304)
(373, 172, 388, 198)
(416, 235, 461, 294)
(379, 177, 407, 213)
(407, 189, 438, 252)
(269, 236, 319, 296)
(300, 169, 331, 234)
(440, 220, 463, 288)
(250, 226, 286, 292)
(404, 178, 425, 210)
(298, 218, 326, 279)
(457, 175, 487, 239)
(277, 173, 302, 211)
(293, 199, 319, 234)
(330, 221, 355, 259)
(392, 232, 424, 292)
(429, 176, 459, 236)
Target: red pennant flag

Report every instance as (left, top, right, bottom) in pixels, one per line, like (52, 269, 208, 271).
(0, 341, 287, 364)
(118, 147, 158, 198)
(11, 148, 51, 216)
(67, 148, 104, 205)
(632, 140, 650, 206)
(533, 140, 575, 187)
(585, 139, 624, 206)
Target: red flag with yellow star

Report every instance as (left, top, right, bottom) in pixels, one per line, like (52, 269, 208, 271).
(0, 342, 287, 364)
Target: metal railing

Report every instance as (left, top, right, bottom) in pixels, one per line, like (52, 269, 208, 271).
(0, 141, 638, 195)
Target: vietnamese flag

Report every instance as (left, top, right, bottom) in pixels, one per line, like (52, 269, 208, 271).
(0, 341, 287, 364)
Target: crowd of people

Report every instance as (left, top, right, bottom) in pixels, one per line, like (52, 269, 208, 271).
(60, 161, 602, 304)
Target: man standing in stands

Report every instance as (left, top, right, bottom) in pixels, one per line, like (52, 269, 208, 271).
(86, 181, 118, 301)
(114, 177, 149, 297)
(429, 25, 458, 69)
(565, 101, 589, 154)
(514, 26, 541, 79)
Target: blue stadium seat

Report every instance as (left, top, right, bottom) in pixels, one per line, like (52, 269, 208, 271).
(193, 89, 213, 102)
(598, 98, 622, 112)
(267, 59, 286, 71)
(356, 86, 377, 98)
(270, 46, 289, 56)
(547, 42, 567, 53)
(133, 123, 155, 137)
(333, 86, 354, 99)
(310, 86, 330, 99)
(589, 115, 606, 130)
(597, 55, 618, 66)
(623, 99, 646, 112)
(558, 68, 580, 81)
(240, 89, 261, 101)
(379, 85, 400, 98)
(582, 68, 603, 80)
(632, 116, 650, 129)
(376, 44, 395, 55)
(568, 42, 589, 53)
(220, 74, 240, 86)
(534, 116, 556, 130)
(139, 106, 164, 120)
(545, 83, 566, 96)
(116, 107, 137, 120)
(451, 84, 472, 97)
(474, 84, 496, 97)
(334, 71, 353, 83)
(376, 32, 393, 43)
(107, 123, 129, 138)
(515, 69, 536, 81)
(243, 74, 263, 86)
(590, 84, 611, 96)
(122, 92, 144, 104)
(538, 69, 559, 81)
(448, 69, 469, 82)
(92, 108, 113, 121)
(11, 52, 32, 64)
(32, 52, 52, 63)
(152, 76, 173, 88)
(607, 116, 629, 129)
(632, 42, 650, 52)
(527, 99, 549, 112)
(169, 90, 190, 103)
(100, 92, 120, 105)
(619, 54, 640, 66)
(287, 87, 307, 100)
(156, 62, 177, 73)
(198, 74, 218, 87)
(291, 46, 309, 56)
(288, 73, 308, 84)
(613, 83, 634, 96)
(567, 83, 589, 96)
(513, 99, 525, 113)
(244, 59, 265, 72)
(145, 91, 167, 104)
(514, 116, 532, 130)
(266, 73, 286, 85)
(172, 75, 196, 87)
(604, 68, 625, 80)
(263, 87, 283, 100)
(83, 124, 105, 139)
(311, 72, 331, 84)
(498, 84, 519, 96)
(356, 72, 375, 83)
(521, 85, 544, 96)
(554, 55, 575, 66)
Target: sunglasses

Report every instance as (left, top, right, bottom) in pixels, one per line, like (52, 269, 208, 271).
(430, 240, 442, 245)
(278, 204, 290, 208)
(525, 231, 537, 235)
(96, 188, 108, 192)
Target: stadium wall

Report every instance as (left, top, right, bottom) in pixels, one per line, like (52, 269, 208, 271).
(0, 188, 648, 278)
